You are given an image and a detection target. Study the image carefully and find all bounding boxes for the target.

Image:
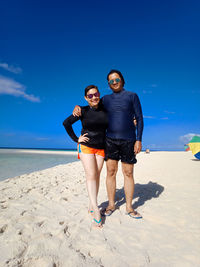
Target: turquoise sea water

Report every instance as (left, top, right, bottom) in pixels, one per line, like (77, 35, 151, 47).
(0, 148, 78, 182)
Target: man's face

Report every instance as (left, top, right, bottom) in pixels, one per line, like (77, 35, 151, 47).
(108, 73, 123, 92)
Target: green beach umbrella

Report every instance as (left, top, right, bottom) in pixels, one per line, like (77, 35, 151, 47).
(185, 136, 200, 160)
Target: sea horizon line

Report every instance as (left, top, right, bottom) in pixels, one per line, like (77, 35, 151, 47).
(0, 147, 184, 152)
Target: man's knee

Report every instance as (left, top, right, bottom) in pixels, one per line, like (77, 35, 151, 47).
(106, 162, 118, 178)
(123, 171, 133, 179)
(106, 159, 118, 177)
(122, 165, 133, 178)
(107, 167, 118, 177)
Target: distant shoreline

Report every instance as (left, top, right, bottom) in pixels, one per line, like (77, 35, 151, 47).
(0, 147, 76, 152)
(0, 147, 184, 152)
(0, 148, 77, 155)
(0, 149, 78, 181)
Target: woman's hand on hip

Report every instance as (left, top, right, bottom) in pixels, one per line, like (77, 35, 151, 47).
(78, 133, 89, 143)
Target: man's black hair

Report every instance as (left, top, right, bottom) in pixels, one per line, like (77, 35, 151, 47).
(107, 69, 125, 87)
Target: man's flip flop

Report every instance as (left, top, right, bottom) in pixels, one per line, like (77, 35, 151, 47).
(126, 211, 142, 219)
(102, 208, 115, 216)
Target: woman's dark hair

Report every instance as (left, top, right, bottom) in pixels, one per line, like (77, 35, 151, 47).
(84, 85, 99, 96)
(107, 69, 125, 87)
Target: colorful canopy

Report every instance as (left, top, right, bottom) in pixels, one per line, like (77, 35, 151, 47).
(185, 136, 200, 160)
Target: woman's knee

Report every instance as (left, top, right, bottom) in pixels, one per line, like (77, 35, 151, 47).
(86, 172, 98, 180)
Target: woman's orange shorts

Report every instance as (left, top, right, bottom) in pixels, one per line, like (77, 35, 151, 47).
(77, 144, 105, 159)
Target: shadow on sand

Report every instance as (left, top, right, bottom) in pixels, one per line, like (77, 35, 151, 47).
(100, 181, 164, 212)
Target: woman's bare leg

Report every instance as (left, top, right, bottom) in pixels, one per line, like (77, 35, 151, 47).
(80, 153, 102, 226)
(95, 154, 104, 197)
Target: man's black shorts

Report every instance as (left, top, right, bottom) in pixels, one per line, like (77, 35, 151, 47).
(105, 137, 137, 164)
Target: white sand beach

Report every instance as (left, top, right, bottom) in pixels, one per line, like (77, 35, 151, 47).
(0, 151, 200, 267)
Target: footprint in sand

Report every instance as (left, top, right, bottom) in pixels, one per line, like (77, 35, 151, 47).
(36, 221, 45, 227)
(1, 204, 8, 209)
(63, 225, 70, 237)
(60, 197, 68, 202)
(18, 230, 23, 235)
(0, 224, 7, 234)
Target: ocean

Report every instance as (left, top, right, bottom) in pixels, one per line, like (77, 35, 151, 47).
(0, 148, 78, 182)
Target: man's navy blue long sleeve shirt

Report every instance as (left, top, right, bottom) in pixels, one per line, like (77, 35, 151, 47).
(102, 89, 143, 141)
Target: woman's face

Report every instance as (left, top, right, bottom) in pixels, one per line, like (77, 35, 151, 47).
(85, 88, 100, 108)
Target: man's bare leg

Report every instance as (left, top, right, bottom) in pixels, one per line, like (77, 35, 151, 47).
(105, 159, 118, 213)
(122, 162, 142, 217)
(121, 162, 135, 211)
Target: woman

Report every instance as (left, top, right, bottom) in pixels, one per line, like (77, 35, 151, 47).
(63, 85, 108, 228)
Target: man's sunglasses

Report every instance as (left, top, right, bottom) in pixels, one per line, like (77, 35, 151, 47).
(109, 78, 121, 85)
(86, 92, 100, 99)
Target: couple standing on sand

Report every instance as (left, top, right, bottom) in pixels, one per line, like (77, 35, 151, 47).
(63, 69, 143, 228)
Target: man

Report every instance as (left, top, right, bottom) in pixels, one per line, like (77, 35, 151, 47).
(74, 70, 143, 219)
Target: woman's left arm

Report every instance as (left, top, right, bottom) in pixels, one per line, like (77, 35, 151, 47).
(63, 114, 80, 143)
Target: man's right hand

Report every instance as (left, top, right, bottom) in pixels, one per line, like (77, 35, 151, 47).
(73, 105, 81, 117)
(134, 141, 142, 154)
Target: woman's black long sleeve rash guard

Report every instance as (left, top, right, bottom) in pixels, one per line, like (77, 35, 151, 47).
(63, 105, 108, 149)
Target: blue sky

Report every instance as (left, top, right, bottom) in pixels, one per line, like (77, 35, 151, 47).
(0, 0, 199, 150)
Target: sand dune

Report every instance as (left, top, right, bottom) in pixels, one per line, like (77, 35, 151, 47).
(0, 152, 199, 266)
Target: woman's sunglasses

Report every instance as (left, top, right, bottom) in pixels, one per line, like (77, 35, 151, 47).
(109, 78, 121, 85)
(86, 92, 100, 99)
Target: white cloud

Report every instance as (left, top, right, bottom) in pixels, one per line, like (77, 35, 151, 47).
(191, 90, 200, 94)
(145, 143, 158, 149)
(0, 62, 22, 74)
(180, 133, 200, 144)
(142, 90, 152, 94)
(35, 137, 51, 141)
(145, 143, 184, 150)
(164, 110, 175, 114)
(150, 84, 157, 88)
(0, 75, 40, 102)
(143, 115, 155, 119)
(2, 132, 16, 137)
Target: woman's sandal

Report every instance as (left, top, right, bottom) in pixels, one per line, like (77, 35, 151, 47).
(93, 218, 102, 228)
